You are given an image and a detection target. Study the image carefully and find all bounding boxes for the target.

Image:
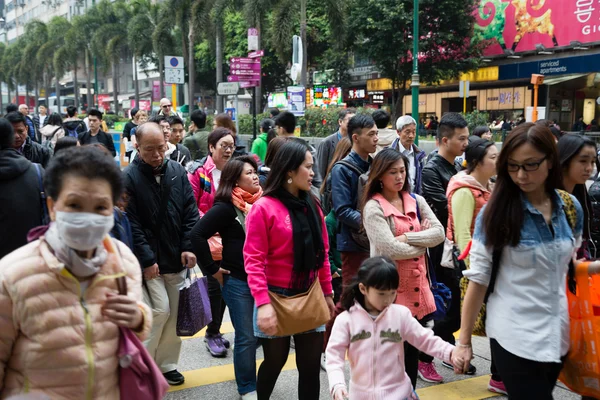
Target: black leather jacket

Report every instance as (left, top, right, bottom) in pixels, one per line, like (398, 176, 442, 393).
(588, 179, 600, 258)
(421, 153, 462, 231)
(23, 137, 51, 168)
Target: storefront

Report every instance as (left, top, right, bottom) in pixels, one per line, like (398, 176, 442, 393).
(343, 86, 368, 107)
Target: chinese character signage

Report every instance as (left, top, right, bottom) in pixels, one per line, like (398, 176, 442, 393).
(347, 88, 366, 100)
(311, 86, 343, 107)
(474, 0, 600, 56)
(483, 87, 526, 110)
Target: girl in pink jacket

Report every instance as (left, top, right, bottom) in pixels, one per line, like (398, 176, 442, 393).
(326, 257, 456, 400)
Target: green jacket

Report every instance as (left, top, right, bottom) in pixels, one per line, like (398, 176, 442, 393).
(183, 129, 210, 162)
(251, 132, 269, 162)
(325, 210, 342, 275)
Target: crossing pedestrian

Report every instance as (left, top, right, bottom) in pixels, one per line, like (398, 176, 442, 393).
(244, 140, 335, 400)
(123, 122, 199, 386)
(326, 257, 455, 400)
(420, 113, 470, 381)
(183, 109, 210, 161)
(191, 155, 263, 400)
(446, 137, 505, 394)
(0, 145, 152, 399)
(453, 123, 599, 399)
(188, 127, 236, 358)
(362, 149, 445, 388)
(78, 108, 116, 157)
(39, 112, 65, 149)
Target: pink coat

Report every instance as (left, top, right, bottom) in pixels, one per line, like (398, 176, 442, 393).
(243, 195, 333, 307)
(0, 238, 152, 400)
(326, 303, 454, 400)
(187, 155, 217, 217)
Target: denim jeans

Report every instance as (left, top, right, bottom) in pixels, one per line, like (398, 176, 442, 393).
(221, 275, 258, 395)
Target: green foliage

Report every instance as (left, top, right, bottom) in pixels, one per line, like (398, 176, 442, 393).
(462, 110, 490, 133)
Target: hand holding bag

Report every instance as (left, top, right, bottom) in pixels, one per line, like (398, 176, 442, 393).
(268, 279, 330, 336)
(176, 268, 213, 336)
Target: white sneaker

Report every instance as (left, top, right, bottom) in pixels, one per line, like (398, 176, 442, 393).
(241, 391, 258, 400)
(320, 352, 327, 371)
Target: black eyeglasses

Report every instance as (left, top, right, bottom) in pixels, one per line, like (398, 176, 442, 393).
(162, 105, 172, 108)
(507, 156, 547, 172)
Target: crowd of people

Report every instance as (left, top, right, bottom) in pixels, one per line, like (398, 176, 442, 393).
(1, 103, 600, 400)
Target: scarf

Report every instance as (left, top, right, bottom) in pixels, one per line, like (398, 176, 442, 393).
(270, 188, 325, 290)
(44, 223, 108, 279)
(232, 186, 263, 214)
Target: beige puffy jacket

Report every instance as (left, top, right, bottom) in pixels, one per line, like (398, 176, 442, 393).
(0, 237, 152, 399)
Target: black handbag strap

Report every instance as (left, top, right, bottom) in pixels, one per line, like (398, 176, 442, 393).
(484, 247, 502, 303)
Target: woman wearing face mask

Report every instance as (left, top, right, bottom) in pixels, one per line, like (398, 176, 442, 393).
(244, 140, 335, 400)
(446, 137, 504, 394)
(187, 127, 236, 357)
(558, 134, 598, 260)
(361, 149, 445, 389)
(191, 155, 263, 399)
(0, 146, 152, 399)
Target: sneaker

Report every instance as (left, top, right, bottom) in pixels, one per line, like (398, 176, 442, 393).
(241, 391, 258, 400)
(205, 334, 227, 357)
(217, 333, 231, 349)
(320, 352, 327, 371)
(442, 361, 476, 375)
(163, 370, 185, 386)
(417, 361, 443, 383)
(488, 378, 508, 395)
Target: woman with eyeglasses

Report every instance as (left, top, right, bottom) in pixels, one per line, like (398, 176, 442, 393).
(187, 127, 236, 358)
(453, 123, 600, 399)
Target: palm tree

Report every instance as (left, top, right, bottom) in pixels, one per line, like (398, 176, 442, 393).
(71, 10, 103, 110)
(128, 0, 176, 102)
(0, 42, 6, 112)
(2, 40, 24, 104)
(22, 20, 50, 112)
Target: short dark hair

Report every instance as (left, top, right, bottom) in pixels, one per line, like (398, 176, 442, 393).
(274, 111, 296, 134)
(168, 115, 184, 127)
(372, 110, 390, 129)
(66, 105, 78, 117)
(269, 108, 280, 118)
(208, 127, 234, 150)
(190, 109, 207, 129)
(5, 111, 27, 127)
(88, 108, 103, 120)
(260, 118, 275, 133)
(130, 107, 139, 119)
(437, 113, 468, 141)
(347, 114, 375, 137)
(472, 125, 490, 138)
(465, 137, 495, 173)
(0, 117, 15, 149)
(5, 104, 17, 114)
(338, 108, 356, 122)
(53, 136, 79, 154)
(264, 136, 294, 168)
(44, 146, 123, 204)
(47, 112, 63, 126)
(214, 155, 259, 203)
(149, 114, 166, 124)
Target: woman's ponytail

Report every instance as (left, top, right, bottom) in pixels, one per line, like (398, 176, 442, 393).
(339, 256, 399, 311)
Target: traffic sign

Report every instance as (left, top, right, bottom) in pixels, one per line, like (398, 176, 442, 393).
(165, 56, 184, 69)
(227, 75, 259, 82)
(230, 57, 259, 64)
(217, 82, 240, 95)
(248, 50, 264, 58)
(230, 70, 261, 76)
(240, 81, 260, 88)
(165, 68, 184, 84)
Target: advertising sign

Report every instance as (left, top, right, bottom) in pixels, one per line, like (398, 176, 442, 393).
(311, 86, 343, 107)
(287, 86, 305, 116)
(474, 0, 600, 56)
(268, 92, 288, 109)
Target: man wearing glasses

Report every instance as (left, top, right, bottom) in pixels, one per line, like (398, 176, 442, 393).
(159, 98, 178, 117)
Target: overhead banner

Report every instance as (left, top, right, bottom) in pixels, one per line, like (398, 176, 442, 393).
(474, 0, 600, 56)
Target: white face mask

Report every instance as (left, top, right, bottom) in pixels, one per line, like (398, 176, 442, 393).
(55, 211, 115, 251)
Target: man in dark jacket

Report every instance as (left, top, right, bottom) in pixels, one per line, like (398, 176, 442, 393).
(0, 117, 46, 259)
(6, 111, 51, 168)
(391, 115, 427, 194)
(316, 108, 355, 179)
(167, 116, 192, 166)
(419, 112, 470, 378)
(78, 108, 116, 156)
(183, 109, 210, 161)
(123, 122, 199, 386)
(63, 105, 87, 138)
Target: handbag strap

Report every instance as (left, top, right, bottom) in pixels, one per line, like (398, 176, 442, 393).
(425, 248, 439, 287)
(104, 236, 129, 296)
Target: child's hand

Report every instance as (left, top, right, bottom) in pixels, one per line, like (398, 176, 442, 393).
(333, 386, 348, 400)
(452, 345, 473, 374)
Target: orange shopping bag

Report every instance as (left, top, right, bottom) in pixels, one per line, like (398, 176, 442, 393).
(559, 262, 600, 398)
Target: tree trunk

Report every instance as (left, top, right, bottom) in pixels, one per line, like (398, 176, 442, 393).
(15, 78, 19, 105)
(6, 81, 10, 106)
(44, 70, 50, 113)
(73, 58, 79, 111)
(133, 54, 140, 107)
(394, 87, 405, 122)
(85, 49, 92, 110)
(34, 81, 39, 114)
(25, 83, 30, 108)
(158, 54, 165, 99)
(216, 24, 223, 113)
(55, 76, 61, 115)
(188, 22, 195, 112)
(300, 0, 307, 87)
(0, 81, 3, 112)
(112, 59, 118, 114)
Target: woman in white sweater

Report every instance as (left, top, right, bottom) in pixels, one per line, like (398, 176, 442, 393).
(362, 148, 445, 388)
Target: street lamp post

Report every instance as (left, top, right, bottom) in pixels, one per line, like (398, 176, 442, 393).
(92, 0, 98, 109)
(411, 0, 420, 145)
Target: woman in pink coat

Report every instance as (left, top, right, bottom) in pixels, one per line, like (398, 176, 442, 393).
(0, 146, 151, 399)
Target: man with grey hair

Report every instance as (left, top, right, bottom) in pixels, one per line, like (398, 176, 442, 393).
(390, 115, 426, 194)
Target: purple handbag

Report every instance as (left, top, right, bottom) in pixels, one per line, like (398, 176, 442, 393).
(116, 276, 169, 400)
(176, 268, 213, 336)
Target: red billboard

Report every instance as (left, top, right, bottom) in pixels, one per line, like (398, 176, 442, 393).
(475, 0, 600, 56)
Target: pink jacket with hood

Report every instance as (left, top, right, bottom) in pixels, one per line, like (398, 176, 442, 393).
(326, 302, 454, 400)
(0, 237, 152, 400)
(187, 155, 217, 217)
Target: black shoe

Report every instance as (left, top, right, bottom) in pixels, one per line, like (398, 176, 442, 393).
(442, 361, 476, 375)
(164, 370, 185, 386)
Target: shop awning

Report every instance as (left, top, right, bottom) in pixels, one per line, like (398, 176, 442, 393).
(543, 74, 588, 86)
